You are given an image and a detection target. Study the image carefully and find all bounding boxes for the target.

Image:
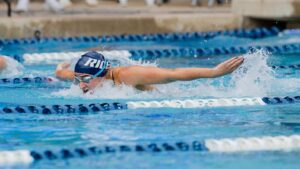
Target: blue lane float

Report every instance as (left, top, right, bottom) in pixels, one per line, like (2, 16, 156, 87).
(0, 27, 281, 47)
(127, 43, 300, 60)
(16, 43, 300, 64)
(1, 96, 300, 114)
(272, 64, 300, 69)
(0, 102, 127, 114)
(98, 27, 281, 43)
(0, 134, 299, 166)
(0, 77, 56, 85)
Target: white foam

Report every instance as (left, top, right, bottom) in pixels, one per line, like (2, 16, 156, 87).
(227, 50, 275, 97)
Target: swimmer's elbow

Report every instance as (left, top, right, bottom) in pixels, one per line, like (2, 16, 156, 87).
(55, 70, 64, 80)
(55, 70, 74, 81)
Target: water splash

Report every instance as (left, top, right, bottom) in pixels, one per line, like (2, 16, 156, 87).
(227, 50, 275, 97)
(186, 50, 300, 98)
(53, 50, 300, 100)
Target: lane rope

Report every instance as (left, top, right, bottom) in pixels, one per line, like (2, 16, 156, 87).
(272, 64, 300, 69)
(1, 96, 299, 114)
(13, 43, 300, 64)
(0, 77, 56, 84)
(0, 134, 299, 166)
(0, 27, 281, 47)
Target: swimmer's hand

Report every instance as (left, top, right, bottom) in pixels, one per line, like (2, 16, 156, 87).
(212, 57, 244, 77)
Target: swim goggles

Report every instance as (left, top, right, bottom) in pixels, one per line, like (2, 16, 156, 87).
(73, 75, 94, 85)
(73, 60, 109, 85)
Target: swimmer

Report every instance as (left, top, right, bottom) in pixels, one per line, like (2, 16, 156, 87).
(56, 51, 244, 93)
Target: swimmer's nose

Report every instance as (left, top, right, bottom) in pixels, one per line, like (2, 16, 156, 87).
(79, 82, 86, 89)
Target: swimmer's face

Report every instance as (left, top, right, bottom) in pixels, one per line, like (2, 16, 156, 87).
(74, 73, 103, 94)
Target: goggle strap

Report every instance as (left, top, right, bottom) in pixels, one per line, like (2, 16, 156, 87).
(93, 60, 108, 78)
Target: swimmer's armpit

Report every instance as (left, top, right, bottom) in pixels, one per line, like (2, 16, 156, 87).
(135, 84, 156, 91)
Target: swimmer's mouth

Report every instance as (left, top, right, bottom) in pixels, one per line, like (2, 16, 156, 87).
(82, 87, 89, 94)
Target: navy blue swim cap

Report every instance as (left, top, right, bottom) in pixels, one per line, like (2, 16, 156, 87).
(74, 51, 110, 77)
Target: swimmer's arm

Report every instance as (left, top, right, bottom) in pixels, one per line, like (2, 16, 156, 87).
(55, 62, 75, 81)
(121, 57, 244, 85)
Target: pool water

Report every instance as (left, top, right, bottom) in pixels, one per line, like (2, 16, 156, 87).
(0, 31, 300, 169)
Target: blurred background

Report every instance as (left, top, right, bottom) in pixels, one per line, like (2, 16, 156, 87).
(1, 1, 300, 169)
(1, 0, 298, 39)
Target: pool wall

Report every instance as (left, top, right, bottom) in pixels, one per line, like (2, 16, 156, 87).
(0, 12, 239, 39)
(0, 0, 299, 39)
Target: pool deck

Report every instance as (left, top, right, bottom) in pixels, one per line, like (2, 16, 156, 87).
(0, 1, 240, 38)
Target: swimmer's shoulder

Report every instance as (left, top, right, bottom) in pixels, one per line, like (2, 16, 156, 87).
(112, 66, 141, 85)
(113, 65, 144, 76)
(112, 66, 155, 91)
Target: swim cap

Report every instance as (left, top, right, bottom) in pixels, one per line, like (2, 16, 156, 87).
(74, 51, 110, 77)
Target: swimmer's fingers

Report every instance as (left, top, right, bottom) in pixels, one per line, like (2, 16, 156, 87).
(227, 57, 243, 67)
(213, 56, 244, 77)
(222, 57, 242, 69)
(228, 57, 244, 72)
(220, 57, 240, 70)
(223, 57, 238, 65)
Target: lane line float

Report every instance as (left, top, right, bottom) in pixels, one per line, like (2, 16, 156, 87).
(13, 43, 300, 64)
(0, 96, 299, 114)
(0, 27, 281, 47)
(0, 134, 299, 166)
(0, 77, 56, 84)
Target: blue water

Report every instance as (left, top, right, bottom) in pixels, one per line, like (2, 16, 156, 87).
(0, 33, 300, 169)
